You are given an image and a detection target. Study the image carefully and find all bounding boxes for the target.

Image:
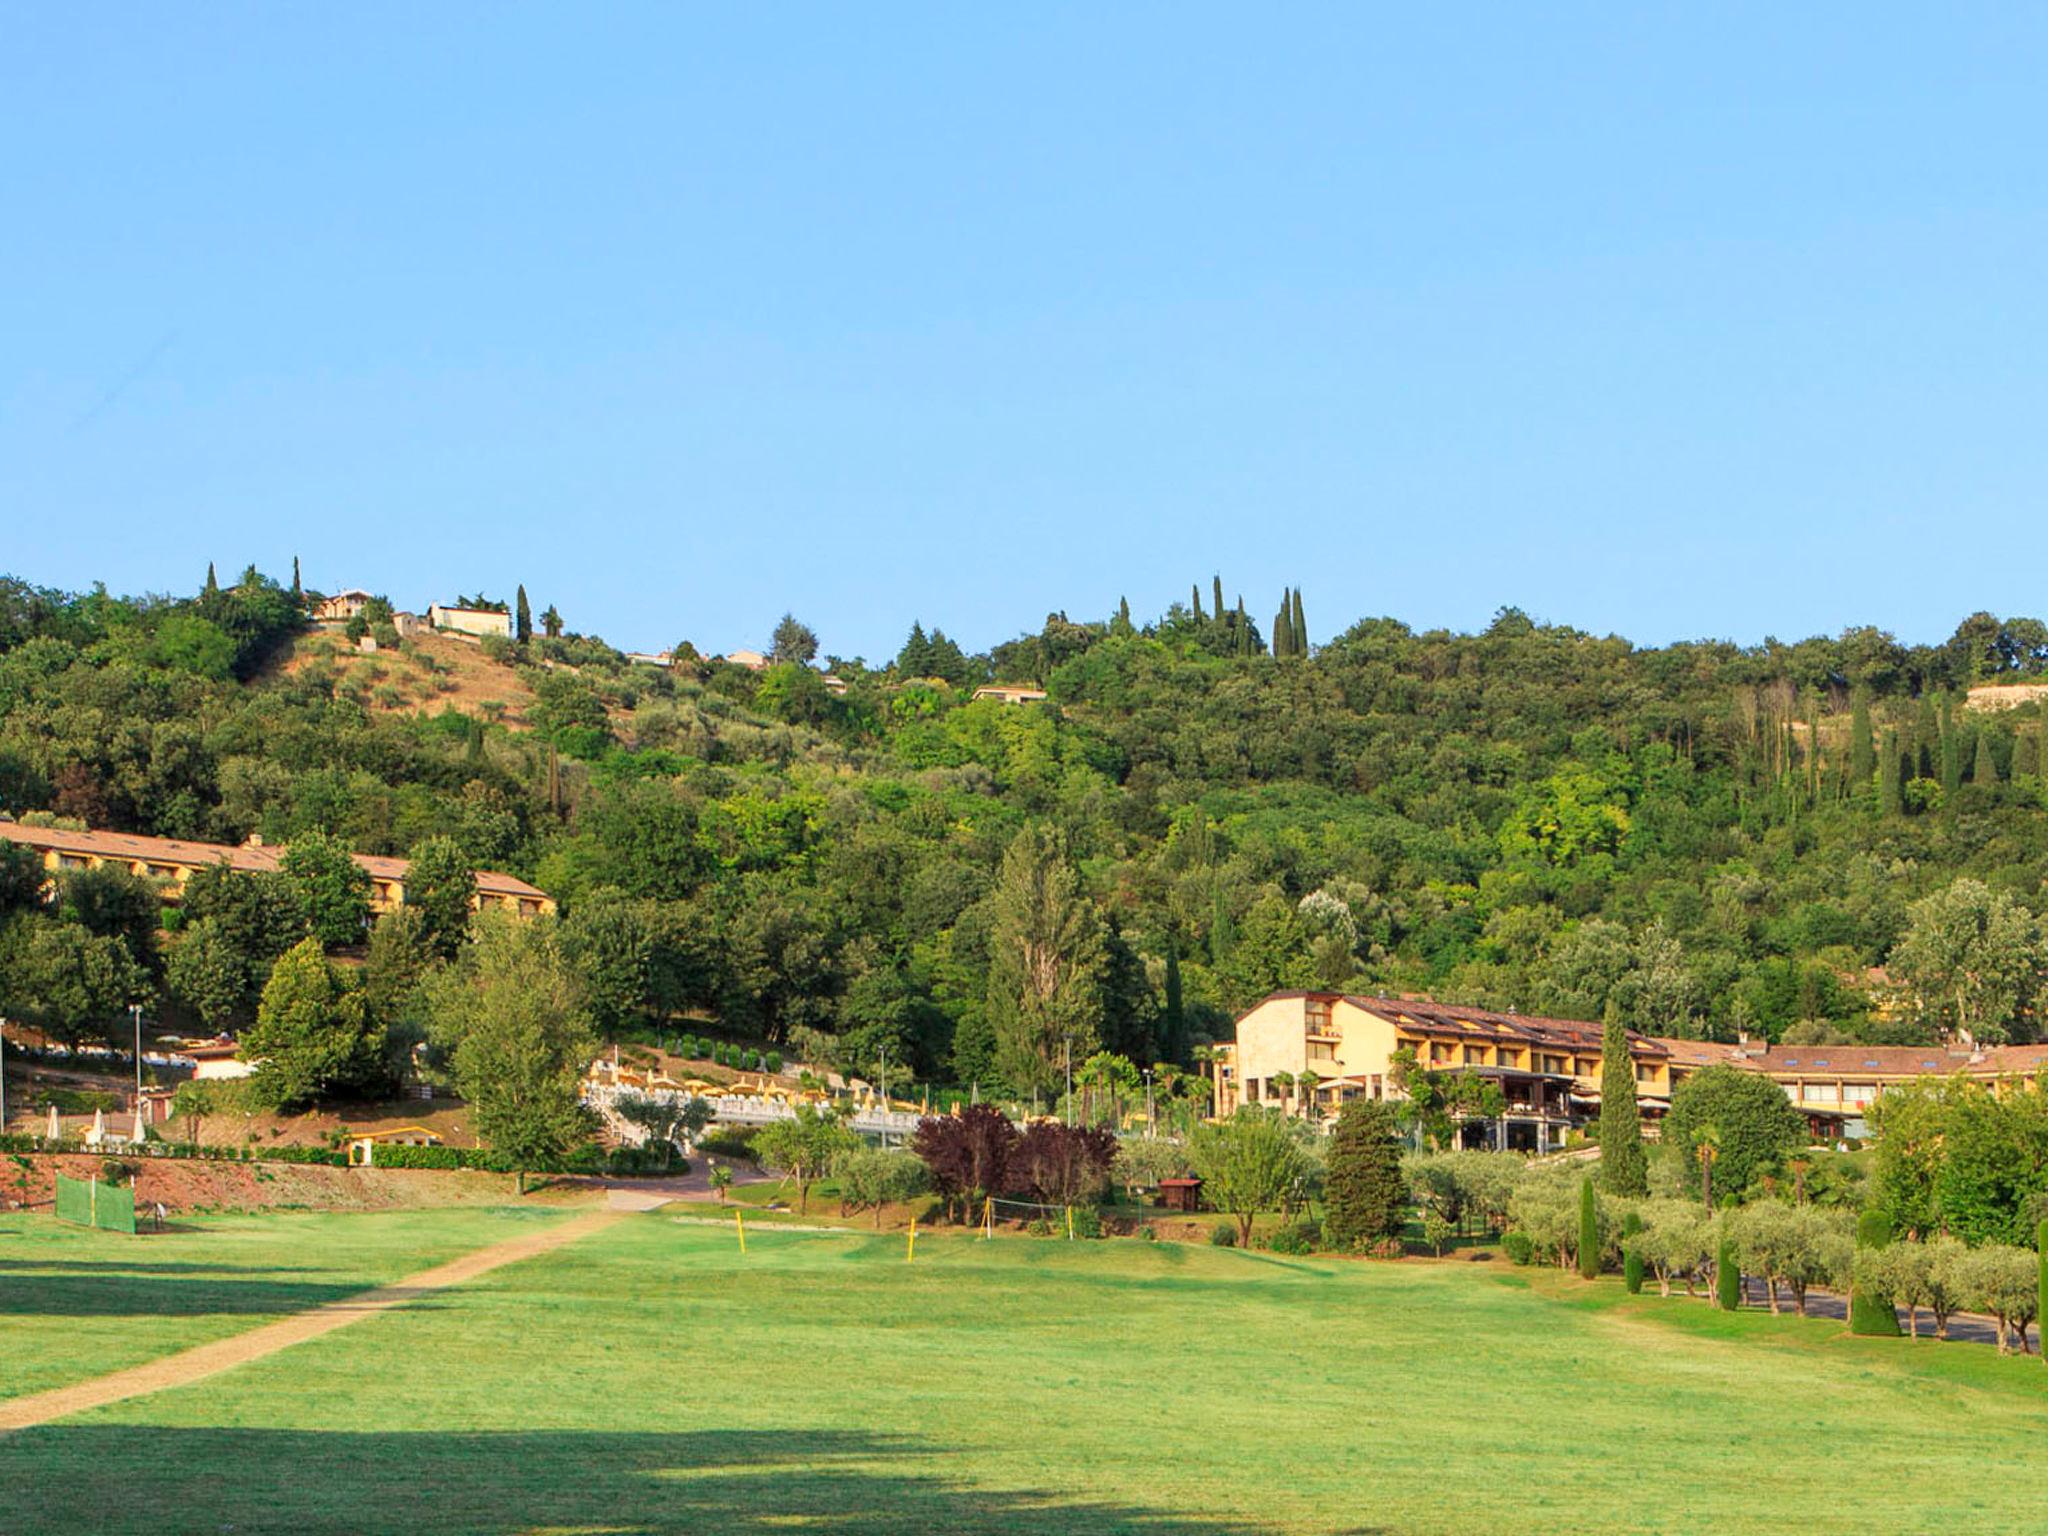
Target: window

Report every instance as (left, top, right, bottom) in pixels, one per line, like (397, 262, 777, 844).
(1805, 1083, 1840, 1104)
(1462, 1046, 1486, 1065)
(1305, 999, 1333, 1034)
(1635, 1063, 1655, 1082)
(1308, 1041, 1335, 1062)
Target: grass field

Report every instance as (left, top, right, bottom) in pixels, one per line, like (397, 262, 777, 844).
(4, 1209, 2046, 1535)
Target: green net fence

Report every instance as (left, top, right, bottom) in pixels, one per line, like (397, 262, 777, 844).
(53, 1173, 137, 1234)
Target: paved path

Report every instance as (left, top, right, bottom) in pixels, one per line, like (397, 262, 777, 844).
(1737, 1278, 2011, 1348)
(0, 1208, 621, 1433)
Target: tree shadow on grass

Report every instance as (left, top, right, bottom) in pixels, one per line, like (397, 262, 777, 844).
(0, 1274, 405, 1317)
(0, 1259, 330, 1276)
(0, 1426, 1277, 1535)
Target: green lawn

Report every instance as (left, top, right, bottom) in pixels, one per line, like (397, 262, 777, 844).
(0, 1205, 576, 1401)
(4, 1212, 2046, 1534)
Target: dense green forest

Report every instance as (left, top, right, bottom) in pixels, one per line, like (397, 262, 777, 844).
(3, 566, 2047, 1096)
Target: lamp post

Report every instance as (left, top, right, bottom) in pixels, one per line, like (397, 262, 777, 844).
(130, 1003, 143, 1105)
(876, 1044, 889, 1149)
(1143, 1068, 1155, 1138)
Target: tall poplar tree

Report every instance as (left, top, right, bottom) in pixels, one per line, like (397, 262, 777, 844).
(1290, 588, 1307, 655)
(1212, 574, 1225, 622)
(515, 585, 533, 644)
(985, 825, 1105, 1097)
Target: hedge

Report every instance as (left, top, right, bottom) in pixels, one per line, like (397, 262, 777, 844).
(1622, 1210, 1644, 1295)
(1716, 1237, 1742, 1311)
(1848, 1208, 1902, 1336)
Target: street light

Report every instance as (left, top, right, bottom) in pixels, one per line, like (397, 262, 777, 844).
(1143, 1068, 1155, 1138)
(130, 1002, 143, 1105)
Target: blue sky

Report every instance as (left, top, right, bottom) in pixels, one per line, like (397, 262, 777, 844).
(5, 6, 2045, 663)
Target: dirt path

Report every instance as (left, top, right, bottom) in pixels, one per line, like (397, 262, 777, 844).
(0, 1208, 620, 1433)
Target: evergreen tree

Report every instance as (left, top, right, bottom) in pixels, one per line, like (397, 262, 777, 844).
(927, 629, 968, 685)
(1914, 693, 1939, 779)
(1622, 1210, 1645, 1294)
(1849, 1208, 1903, 1335)
(1577, 1175, 1601, 1278)
(290, 556, 303, 601)
(1598, 1006, 1648, 1196)
(1191, 583, 1204, 621)
(1112, 596, 1133, 636)
(897, 622, 932, 677)
(1973, 728, 2000, 785)
(1212, 574, 1225, 622)
(1940, 696, 1962, 796)
(1160, 934, 1187, 1065)
(541, 604, 563, 638)
(203, 562, 219, 598)
(1849, 688, 1876, 794)
(1291, 587, 1308, 656)
(1879, 727, 1904, 815)
(1272, 592, 1293, 658)
(1323, 1099, 1406, 1249)
(515, 585, 532, 644)
(1716, 1236, 1742, 1310)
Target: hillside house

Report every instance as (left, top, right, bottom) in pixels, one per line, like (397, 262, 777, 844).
(428, 603, 513, 639)
(0, 822, 554, 919)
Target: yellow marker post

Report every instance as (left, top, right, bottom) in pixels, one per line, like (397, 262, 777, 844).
(906, 1216, 917, 1263)
(735, 1209, 746, 1254)
(1066, 1205, 1074, 1241)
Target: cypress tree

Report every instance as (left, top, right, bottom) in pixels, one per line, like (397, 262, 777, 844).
(1848, 1208, 1902, 1336)
(1879, 727, 1903, 815)
(1849, 688, 1875, 796)
(1273, 594, 1292, 658)
(1191, 584, 1204, 621)
(1324, 1100, 1406, 1250)
(1940, 696, 1962, 796)
(1291, 588, 1308, 656)
(515, 585, 533, 645)
(1973, 728, 1999, 785)
(203, 562, 219, 598)
(898, 622, 931, 676)
(1597, 1006, 1648, 1196)
(290, 555, 303, 600)
(1212, 574, 1225, 622)
(1913, 693, 1938, 779)
(1577, 1176, 1600, 1279)
(1716, 1236, 1742, 1310)
(1161, 936, 1186, 1065)
(1114, 596, 1132, 635)
(1622, 1209, 1644, 1294)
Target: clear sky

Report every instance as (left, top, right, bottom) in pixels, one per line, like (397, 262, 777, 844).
(6, 6, 2044, 663)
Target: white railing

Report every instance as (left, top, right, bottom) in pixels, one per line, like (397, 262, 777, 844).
(582, 1081, 922, 1139)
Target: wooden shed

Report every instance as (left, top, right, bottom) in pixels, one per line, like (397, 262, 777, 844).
(1157, 1176, 1203, 1212)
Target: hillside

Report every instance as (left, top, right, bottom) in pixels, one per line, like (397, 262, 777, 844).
(3, 570, 2048, 1091)
(261, 628, 539, 727)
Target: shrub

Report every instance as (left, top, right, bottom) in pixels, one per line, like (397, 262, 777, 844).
(1069, 1205, 1104, 1240)
(1716, 1236, 1742, 1310)
(764, 1051, 783, 1074)
(741, 1049, 760, 1072)
(1848, 1208, 1903, 1336)
(1622, 1210, 1645, 1294)
(1265, 1220, 1317, 1256)
(1501, 1230, 1535, 1266)
(1210, 1222, 1238, 1248)
(696, 1126, 760, 1162)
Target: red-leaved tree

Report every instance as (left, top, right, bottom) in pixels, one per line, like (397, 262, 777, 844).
(911, 1105, 1019, 1223)
(1009, 1123, 1117, 1207)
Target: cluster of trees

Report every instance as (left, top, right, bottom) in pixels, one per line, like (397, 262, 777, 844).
(907, 1106, 1120, 1221)
(8, 564, 2048, 1110)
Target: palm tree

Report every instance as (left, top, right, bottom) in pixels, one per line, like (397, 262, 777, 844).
(1297, 1069, 1323, 1120)
(709, 1165, 733, 1203)
(1270, 1071, 1295, 1113)
(1696, 1125, 1722, 1212)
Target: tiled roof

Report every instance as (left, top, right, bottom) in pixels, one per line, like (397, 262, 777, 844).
(0, 821, 547, 901)
(1650, 1036, 2048, 1079)
(1340, 994, 1668, 1056)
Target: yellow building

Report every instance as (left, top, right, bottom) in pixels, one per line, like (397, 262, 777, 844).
(1213, 990, 2048, 1146)
(1211, 991, 1684, 1151)
(0, 821, 554, 920)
